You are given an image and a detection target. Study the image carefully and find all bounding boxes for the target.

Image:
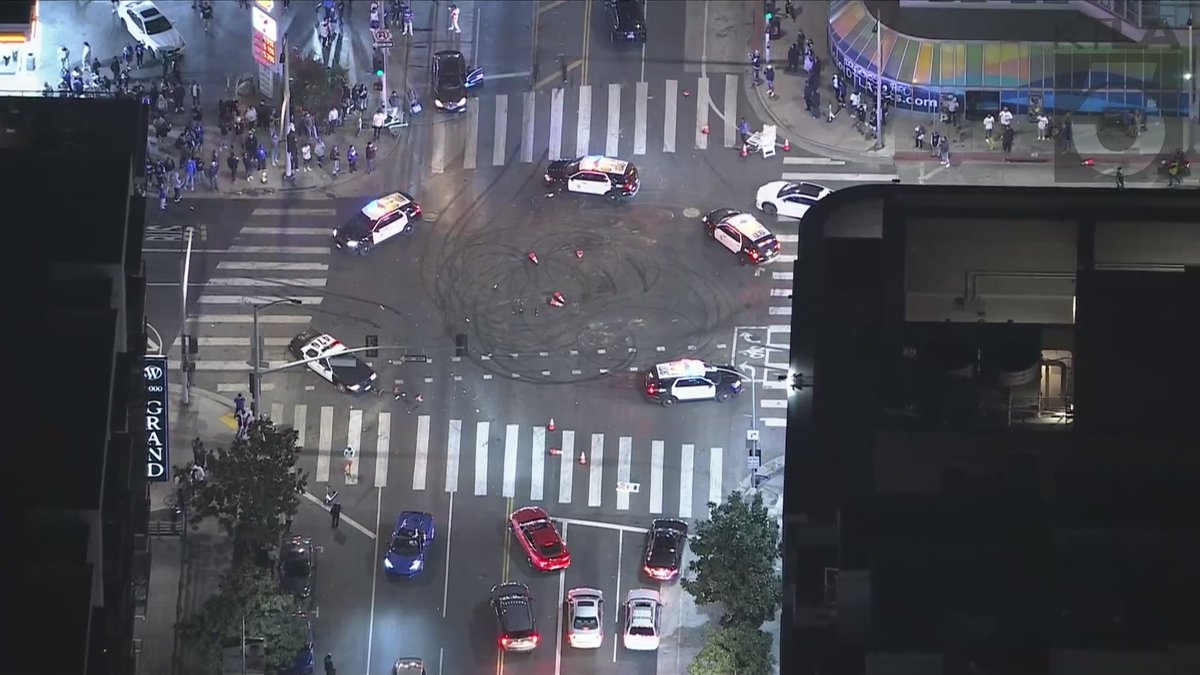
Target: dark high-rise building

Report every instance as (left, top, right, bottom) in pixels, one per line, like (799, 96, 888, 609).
(0, 95, 151, 675)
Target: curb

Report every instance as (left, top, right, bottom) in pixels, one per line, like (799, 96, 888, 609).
(748, 84, 893, 164)
(169, 382, 235, 412)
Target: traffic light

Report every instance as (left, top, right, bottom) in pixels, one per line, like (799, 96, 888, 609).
(765, 0, 774, 21)
(372, 51, 385, 77)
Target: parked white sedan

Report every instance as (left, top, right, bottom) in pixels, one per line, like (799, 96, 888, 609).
(622, 589, 662, 651)
(755, 180, 832, 220)
(119, 1, 185, 59)
(566, 588, 604, 649)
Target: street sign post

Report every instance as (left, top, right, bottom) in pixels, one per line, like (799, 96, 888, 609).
(373, 28, 393, 49)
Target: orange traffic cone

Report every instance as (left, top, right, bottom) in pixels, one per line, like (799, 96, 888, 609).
(682, 89, 690, 97)
(740, 143, 749, 158)
(578, 450, 587, 465)
(549, 291, 566, 307)
(548, 417, 556, 432)
(1081, 158, 1095, 167)
(527, 251, 539, 265)
(700, 124, 710, 135)
(782, 138, 791, 151)
(575, 249, 584, 259)
(549, 447, 561, 456)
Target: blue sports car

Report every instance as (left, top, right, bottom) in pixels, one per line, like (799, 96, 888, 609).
(384, 511, 435, 577)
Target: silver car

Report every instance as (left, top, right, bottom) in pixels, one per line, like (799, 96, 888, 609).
(566, 588, 604, 649)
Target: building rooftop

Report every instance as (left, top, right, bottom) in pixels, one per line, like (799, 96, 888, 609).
(869, 0, 1132, 43)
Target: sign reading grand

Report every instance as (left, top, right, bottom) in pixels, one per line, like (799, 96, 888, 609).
(144, 355, 171, 482)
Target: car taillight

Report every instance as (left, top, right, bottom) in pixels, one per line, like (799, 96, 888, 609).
(750, 249, 760, 260)
(412, 205, 422, 216)
(500, 636, 511, 648)
(647, 384, 658, 395)
(530, 634, 540, 645)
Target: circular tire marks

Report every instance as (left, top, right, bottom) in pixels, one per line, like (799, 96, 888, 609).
(432, 201, 737, 384)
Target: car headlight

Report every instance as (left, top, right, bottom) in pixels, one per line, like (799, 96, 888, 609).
(456, 97, 467, 107)
(348, 383, 361, 391)
(409, 559, 422, 571)
(346, 240, 359, 248)
(384, 558, 394, 569)
(332, 229, 339, 237)
(434, 99, 444, 108)
(369, 372, 378, 381)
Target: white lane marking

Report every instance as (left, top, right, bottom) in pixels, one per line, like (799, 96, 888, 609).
(763, 418, 788, 427)
(197, 295, 324, 304)
(294, 404, 306, 449)
(217, 382, 276, 392)
(769, 306, 793, 316)
(663, 79, 677, 153)
(633, 81, 648, 155)
(695, 77, 709, 150)
(783, 156, 847, 165)
(463, 97, 479, 170)
(781, 172, 900, 182)
(679, 444, 694, 519)
(773, 271, 794, 281)
(239, 227, 332, 236)
(502, 424, 519, 498)
(270, 403, 284, 425)
(616, 437, 632, 510)
(413, 415, 429, 491)
(474, 421, 490, 496)
(548, 88, 564, 161)
(521, 92, 536, 163)
(345, 409, 363, 485)
(252, 207, 336, 216)
(228, 245, 329, 254)
(606, 83, 621, 157)
(190, 361, 288, 372)
(770, 289, 792, 297)
(773, 254, 798, 264)
(216, 261, 328, 271)
(493, 94, 508, 166)
(530, 426, 546, 501)
(576, 85, 592, 156)
(761, 399, 788, 408)
(431, 117, 446, 174)
(302, 491, 376, 538)
(708, 447, 723, 508)
(723, 73, 737, 147)
(316, 406, 333, 482)
(172, 336, 292, 347)
(204, 277, 327, 287)
(588, 433, 604, 508)
(762, 379, 789, 390)
(556, 517, 649, 534)
(445, 419, 461, 493)
(559, 429, 574, 504)
(649, 440, 664, 514)
(375, 412, 391, 488)
(190, 314, 312, 324)
(775, 234, 799, 243)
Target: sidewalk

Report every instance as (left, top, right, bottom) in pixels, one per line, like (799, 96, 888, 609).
(746, 1, 1199, 168)
(134, 384, 238, 675)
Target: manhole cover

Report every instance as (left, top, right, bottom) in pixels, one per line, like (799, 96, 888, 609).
(682, 207, 701, 219)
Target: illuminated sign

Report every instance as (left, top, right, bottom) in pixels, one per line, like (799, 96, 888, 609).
(144, 355, 171, 482)
(254, 0, 275, 10)
(252, 6, 278, 66)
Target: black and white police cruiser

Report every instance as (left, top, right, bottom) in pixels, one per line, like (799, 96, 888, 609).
(333, 192, 423, 255)
(544, 155, 641, 202)
(642, 359, 744, 406)
(702, 208, 781, 265)
(287, 330, 378, 393)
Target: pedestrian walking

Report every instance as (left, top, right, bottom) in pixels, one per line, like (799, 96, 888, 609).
(270, 127, 281, 165)
(402, 5, 414, 35)
(226, 152, 239, 181)
(190, 81, 201, 107)
(81, 42, 91, 69)
(157, 181, 168, 210)
(256, 144, 268, 179)
(365, 141, 376, 173)
(192, 437, 205, 465)
(242, 150, 254, 181)
(1167, 160, 1182, 187)
(331, 144, 341, 175)
(938, 134, 950, 166)
(449, 3, 461, 33)
(1114, 166, 1125, 189)
(234, 392, 246, 413)
(330, 501, 342, 528)
(324, 653, 335, 675)
(347, 145, 358, 173)
(173, 171, 184, 203)
(764, 64, 775, 99)
(372, 108, 386, 141)
(1001, 125, 1014, 155)
(327, 105, 339, 135)
(737, 117, 750, 144)
(1036, 113, 1049, 141)
(343, 445, 355, 476)
(58, 45, 70, 73)
(302, 140, 313, 170)
(207, 158, 219, 190)
(315, 138, 326, 169)
(983, 113, 994, 149)
(1058, 114, 1073, 152)
(122, 43, 133, 66)
(135, 43, 145, 68)
(998, 106, 1013, 130)
(184, 156, 197, 191)
(201, 2, 213, 32)
(913, 125, 925, 149)
(749, 49, 761, 85)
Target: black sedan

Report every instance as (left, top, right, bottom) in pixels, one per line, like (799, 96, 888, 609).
(643, 519, 688, 581)
(278, 536, 316, 609)
(431, 49, 483, 113)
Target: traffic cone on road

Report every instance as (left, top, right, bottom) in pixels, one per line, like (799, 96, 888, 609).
(1081, 158, 1096, 167)
(740, 143, 749, 158)
(682, 89, 690, 97)
(700, 124, 710, 135)
(549, 291, 566, 307)
(575, 249, 584, 259)
(548, 417, 556, 432)
(527, 251, 539, 265)
(549, 447, 561, 456)
(782, 138, 791, 151)
(578, 450, 587, 465)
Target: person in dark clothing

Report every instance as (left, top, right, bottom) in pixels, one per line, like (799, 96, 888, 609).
(135, 43, 145, 68)
(1114, 166, 1125, 189)
(227, 152, 239, 181)
(323, 654, 335, 675)
(242, 151, 254, 180)
(330, 502, 342, 528)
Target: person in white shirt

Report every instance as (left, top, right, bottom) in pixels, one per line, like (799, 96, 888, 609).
(983, 113, 995, 142)
(998, 107, 1013, 128)
(328, 106, 340, 134)
(449, 4, 461, 33)
(372, 108, 387, 141)
(1036, 113, 1049, 141)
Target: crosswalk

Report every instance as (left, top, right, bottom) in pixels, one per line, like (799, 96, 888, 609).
(169, 206, 335, 393)
(426, 75, 744, 174)
(268, 403, 728, 520)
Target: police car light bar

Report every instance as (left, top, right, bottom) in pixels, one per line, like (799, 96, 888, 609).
(261, 345, 429, 375)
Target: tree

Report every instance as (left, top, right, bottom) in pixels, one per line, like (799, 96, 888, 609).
(189, 417, 307, 545)
(682, 490, 782, 625)
(181, 560, 309, 673)
(287, 48, 348, 116)
(688, 622, 775, 675)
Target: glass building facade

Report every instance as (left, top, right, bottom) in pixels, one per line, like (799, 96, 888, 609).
(829, 0, 1192, 116)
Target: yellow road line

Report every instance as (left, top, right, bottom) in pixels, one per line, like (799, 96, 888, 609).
(219, 413, 238, 430)
(538, 0, 568, 13)
(533, 59, 583, 91)
(581, 0, 593, 86)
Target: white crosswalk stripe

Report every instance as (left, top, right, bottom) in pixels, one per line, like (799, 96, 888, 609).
(166, 205, 333, 394)
(289, 408, 737, 519)
(428, 76, 741, 172)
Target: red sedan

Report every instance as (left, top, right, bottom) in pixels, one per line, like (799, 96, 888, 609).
(509, 506, 571, 571)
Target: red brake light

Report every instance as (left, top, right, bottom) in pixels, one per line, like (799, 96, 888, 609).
(500, 636, 511, 648)
(530, 634, 540, 645)
(647, 384, 658, 395)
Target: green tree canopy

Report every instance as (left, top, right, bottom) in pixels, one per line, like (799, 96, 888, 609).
(688, 622, 775, 675)
(181, 560, 309, 673)
(681, 490, 782, 625)
(189, 417, 306, 545)
(287, 48, 349, 118)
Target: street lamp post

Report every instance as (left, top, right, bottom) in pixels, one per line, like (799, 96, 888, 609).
(874, 19, 884, 150)
(180, 226, 195, 406)
(250, 297, 301, 412)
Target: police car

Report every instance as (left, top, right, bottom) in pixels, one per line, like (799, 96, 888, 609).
(287, 330, 379, 393)
(544, 156, 640, 202)
(702, 208, 781, 265)
(332, 192, 423, 255)
(643, 359, 744, 406)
